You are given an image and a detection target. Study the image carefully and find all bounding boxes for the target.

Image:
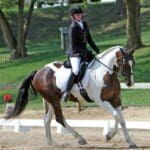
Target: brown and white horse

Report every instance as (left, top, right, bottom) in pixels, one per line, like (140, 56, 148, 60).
(6, 46, 136, 148)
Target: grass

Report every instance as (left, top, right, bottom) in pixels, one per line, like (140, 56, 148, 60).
(121, 89, 150, 106)
(0, 4, 150, 112)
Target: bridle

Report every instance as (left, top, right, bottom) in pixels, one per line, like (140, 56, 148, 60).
(95, 48, 135, 77)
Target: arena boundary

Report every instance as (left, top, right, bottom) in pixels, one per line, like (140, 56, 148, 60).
(0, 119, 150, 133)
(120, 83, 150, 89)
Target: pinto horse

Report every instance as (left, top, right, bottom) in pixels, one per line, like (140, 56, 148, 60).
(6, 46, 136, 148)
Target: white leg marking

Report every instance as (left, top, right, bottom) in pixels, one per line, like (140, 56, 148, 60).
(95, 100, 119, 140)
(129, 60, 134, 85)
(106, 115, 119, 141)
(43, 104, 54, 145)
(116, 106, 136, 147)
(96, 100, 118, 117)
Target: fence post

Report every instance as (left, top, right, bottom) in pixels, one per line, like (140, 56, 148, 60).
(59, 27, 68, 50)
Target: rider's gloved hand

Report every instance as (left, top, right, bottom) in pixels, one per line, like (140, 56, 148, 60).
(94, 48, 100, 54)
(96, 49, 100, 54)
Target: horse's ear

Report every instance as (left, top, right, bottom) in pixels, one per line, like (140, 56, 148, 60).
(126, 47, 135, 55)
(116, 51, 123, 59)
(130, 49, 135, 55)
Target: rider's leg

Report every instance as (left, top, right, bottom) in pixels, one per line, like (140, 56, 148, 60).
(61, 57, 81, 101)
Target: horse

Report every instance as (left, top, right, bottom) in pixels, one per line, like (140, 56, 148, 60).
(6, 46, 137, 148)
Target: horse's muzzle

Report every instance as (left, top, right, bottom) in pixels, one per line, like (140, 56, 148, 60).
(126, 81, 134, 87)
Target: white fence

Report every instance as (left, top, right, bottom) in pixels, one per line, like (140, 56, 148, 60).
(1, 119, 150, 133)
(121, 83, 150, 89)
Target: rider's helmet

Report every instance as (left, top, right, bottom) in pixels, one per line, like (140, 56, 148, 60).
(69, 6, 83, 16)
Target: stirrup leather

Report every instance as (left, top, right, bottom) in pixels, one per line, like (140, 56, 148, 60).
(61, 92, 69, 102)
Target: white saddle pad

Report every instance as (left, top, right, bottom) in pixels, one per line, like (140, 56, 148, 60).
(55, 65, 90, 93)
(55, 66, 72, 92)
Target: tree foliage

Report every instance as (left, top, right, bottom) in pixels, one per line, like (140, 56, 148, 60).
(140, 0, 150, 5)
(0, 0, 16, 9)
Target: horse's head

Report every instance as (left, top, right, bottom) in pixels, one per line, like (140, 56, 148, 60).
(116, 48, 135, 87)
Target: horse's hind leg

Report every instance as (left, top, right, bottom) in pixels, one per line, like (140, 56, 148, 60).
(43, 98, 49, 114)
(53, 104, 87, 145)
(43, 99, 54, 145)
(116, 106, 137, 148)
(62, 119, 87, 145)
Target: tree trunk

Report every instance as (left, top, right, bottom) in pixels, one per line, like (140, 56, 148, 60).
(13, 0, 26, 59)
(125, 0, 143, 50)
(0, 9, 17, 50)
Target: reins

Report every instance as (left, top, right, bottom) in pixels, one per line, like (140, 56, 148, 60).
(87, 47, 134, 78)
(94, 57, 120, 76)
(94, 47, 135, 77)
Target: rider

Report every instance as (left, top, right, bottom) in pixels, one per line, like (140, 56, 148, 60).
(61, 6, 100, 101)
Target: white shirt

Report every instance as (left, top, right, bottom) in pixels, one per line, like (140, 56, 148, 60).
(75, 20, 84, 29)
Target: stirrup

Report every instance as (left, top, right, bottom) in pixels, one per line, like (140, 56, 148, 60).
(61, 92, 69, 102)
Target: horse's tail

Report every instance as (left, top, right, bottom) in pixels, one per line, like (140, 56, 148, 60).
(5, 71, 37, 119)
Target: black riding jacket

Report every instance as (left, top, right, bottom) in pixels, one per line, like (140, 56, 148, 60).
(67, 20, 99, 58)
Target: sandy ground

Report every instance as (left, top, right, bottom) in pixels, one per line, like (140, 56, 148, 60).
(0, 106, 150, 150)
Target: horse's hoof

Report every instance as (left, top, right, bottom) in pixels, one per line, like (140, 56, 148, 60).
(78, 139, 87, 145)
(106, 131, 115, 141)
(47, 141, 53, 145)
(106, 133, 111, 141)
(47, 140, 57, 146)
(129, 144, 137, 149)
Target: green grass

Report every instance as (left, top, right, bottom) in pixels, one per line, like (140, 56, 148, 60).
(0, 4, 150, 112)
(121, 89, 150, 106)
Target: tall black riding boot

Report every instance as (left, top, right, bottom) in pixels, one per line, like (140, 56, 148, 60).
(61, 73, 76, 102)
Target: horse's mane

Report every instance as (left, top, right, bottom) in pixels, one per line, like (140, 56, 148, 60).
(97, 46, 121, 59)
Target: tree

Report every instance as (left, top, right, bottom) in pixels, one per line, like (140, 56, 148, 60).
(124, 0, 143, 50)
(0, 0, 36, 59)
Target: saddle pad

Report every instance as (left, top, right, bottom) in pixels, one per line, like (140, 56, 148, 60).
(55, 65, 90, 93)
(55, 66, 72, 92)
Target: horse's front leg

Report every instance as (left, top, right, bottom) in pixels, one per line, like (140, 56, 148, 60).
(43, 100, 54, 145)
(105, 115, 119, 141)
(95, 100, 119, 141)
(116, 106, 137, 148)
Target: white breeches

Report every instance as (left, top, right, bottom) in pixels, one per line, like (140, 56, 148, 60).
(70, 57, 81, 75)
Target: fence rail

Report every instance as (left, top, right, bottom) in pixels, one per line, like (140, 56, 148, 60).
(0, 83, 150, 90)
(1, 119, 150, 133)
(121, 83, 150, 89)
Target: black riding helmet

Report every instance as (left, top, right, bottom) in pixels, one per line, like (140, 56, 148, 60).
(69, 6, 83, 16)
